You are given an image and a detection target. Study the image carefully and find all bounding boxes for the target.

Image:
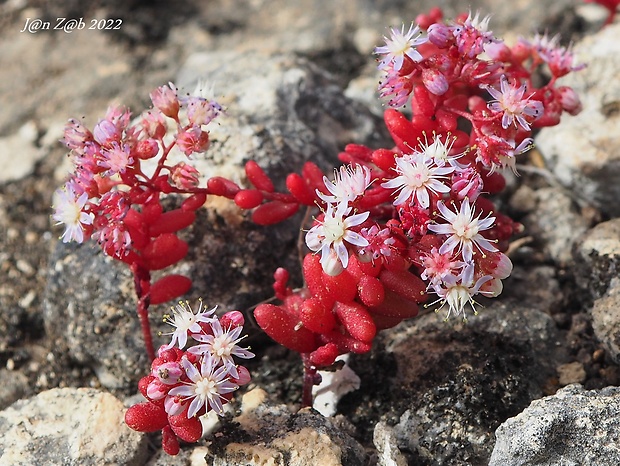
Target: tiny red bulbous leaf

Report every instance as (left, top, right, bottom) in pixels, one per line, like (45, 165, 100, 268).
(309, 342, 340, 367)
(162, 426, 180, 456)
(234, 189, 264, 209)
(302, 253, 336, 309)
(148, 210, 195, 237)
(334, 301, 377, 343)
(168, 413, 203, 443)
(371, 148, 397, 172)
(273, 267, 290, 301)
(286, 173, 316, 205)
(150, 274, 192, 305)
(181, 192, 207, 211)
(357, 274, 385, 307)
(302, 162, 328, 195)
(436, 109, 458, 132)
(369, 312, 404, 331)
(321, 330, 372, 354)
(125, 402, 168, 432)
(384, 109, 423, 153)
(142, 201, 163, 224)
(300, 297, 337, 334)
(245, 160, 275, 193)
(254, 303, 317, 353)
(379, 269, 427, 303)
(142, 233, 188, 270)
(412, 85, 436, 117)
(481, 171, 506, 194)
(207, 176, 241, 199)
(324, 268, 357, 304)
(358, 187, 393, 210)
(138, 375, 155, 399)
(251, 201, 299, 225)
(368, 289, 419, 318)
(347, 254, 382, 278)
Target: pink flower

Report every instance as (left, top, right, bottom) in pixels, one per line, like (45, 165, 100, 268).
(375, 23, 427, 71)
(52, 185, 93, 243)
(188, 318, 254, 379)
(163, 300, 216, 350)
(170, 162, 201, 189)
(305, 202, 370, 275)
(318, 164, 372, 205)
(98, 142, 134, 176)
(168, 355, 238, 417)
(176, 127, 210, 156)
(358, 225, 396, 261)
(483, 75, 543, 131)
(382, 152, 453, 208)
(452, 11, 497, 58)
(428, 198, 497, 262)
(150, 82, 179, 119)
(430, 263, 494, 320)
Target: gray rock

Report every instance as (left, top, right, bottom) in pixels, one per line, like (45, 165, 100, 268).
(0, 387, 147, 466)
(489, 384, 620, 466)
(339, 265, 565, 466)
(536, 22, 620, 217)
(374, 421, 408, 466)
(591, 277, 620, 364)
(204, 388, 367, 466)
(0, 369, 29, 411)
(521, 186, 589, 265)
(574, 218, 620, 301)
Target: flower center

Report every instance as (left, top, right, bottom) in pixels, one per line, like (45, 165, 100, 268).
(322, 217, 346, 243)
(452, 214, 478, 239)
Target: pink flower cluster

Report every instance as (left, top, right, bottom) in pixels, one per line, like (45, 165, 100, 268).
(52, 82, 226, 361)
(248, 8, 584, 406)
(125, 301, 253, 455)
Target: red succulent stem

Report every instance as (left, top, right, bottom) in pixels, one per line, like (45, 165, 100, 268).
(131, 262, 155, 361)
(301, 354, 318, 408)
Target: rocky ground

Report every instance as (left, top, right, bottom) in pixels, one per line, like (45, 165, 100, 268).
(1, 0, 620, 465)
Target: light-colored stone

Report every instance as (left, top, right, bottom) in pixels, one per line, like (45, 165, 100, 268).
(373, 421, 408, 466)
(522, 186, 589, 265)
(557, 361, 587, 386)
(204, 388, 366, 466)
(0, 121, 44, 183)
(591, 277, 620, 364)
(0, 387, 147, 466)
(489, 384, 620, 466)
(574, 218, 620, 300)
(536, 22, 620, 217)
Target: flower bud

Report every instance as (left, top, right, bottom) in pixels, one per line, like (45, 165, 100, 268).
(427, 23, 452, 48)
(558, 86, 582, 116)
(422, 68, 449, 95)
(176, 127, 210, 156)
(150, 83, 179, 119)
(170, 162, 200, 189)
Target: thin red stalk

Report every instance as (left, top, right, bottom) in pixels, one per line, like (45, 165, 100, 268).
(131, 262, 155, 361)
(301, 354, 318, 408)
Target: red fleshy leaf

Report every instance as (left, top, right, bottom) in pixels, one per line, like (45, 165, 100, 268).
(334, 301, 377, 343)
(300, 298, 336, 334)
(251, 201, 299, 225)
(234, 189, 264, 209)
(379, 269, 427, 303)
(207, 176, 240, 199)
(150, 274, 192, 305)
(162, 426, 180, 456)
(245, 160, 275, 192)
(357, 274, 385, 307)
(168, 413, 203, 443)
(148, 210, 195, 237)
(125, 402, 168, 432)
(181, 192, 207, 211)
(142, 233, 188, 270)
(286, 173, 316, 205)
(254, 303, 317, 353)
